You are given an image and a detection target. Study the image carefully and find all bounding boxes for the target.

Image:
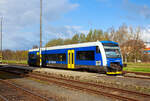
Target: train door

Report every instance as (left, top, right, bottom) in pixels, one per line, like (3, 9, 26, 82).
(68, 50, 75, 69)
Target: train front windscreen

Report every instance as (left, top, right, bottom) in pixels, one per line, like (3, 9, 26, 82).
(103, 43, 121, 58)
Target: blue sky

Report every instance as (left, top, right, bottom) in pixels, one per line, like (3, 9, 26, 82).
(60, 0, 150, 29)
(0, 0, 150, 50)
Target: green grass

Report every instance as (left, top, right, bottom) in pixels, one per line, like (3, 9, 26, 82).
(2, 60, 27, 64)
(123, 62, 150, 73)
(126, 62, 150, 67)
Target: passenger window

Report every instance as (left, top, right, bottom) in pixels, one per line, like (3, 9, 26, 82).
(96, 46, 100, 53)
(46, 53, 66, 61)
(29, 54, 36, 59)
(76, 51, 95, 60)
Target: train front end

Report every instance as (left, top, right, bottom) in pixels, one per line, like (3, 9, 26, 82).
(101, 41, 123, 75)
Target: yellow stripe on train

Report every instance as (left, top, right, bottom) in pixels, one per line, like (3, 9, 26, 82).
(107, 71, 122, 74)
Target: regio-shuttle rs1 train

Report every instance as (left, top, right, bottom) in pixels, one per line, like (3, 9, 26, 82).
(28, 41, 124, 74)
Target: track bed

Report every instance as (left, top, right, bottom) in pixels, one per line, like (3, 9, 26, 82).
(1, 66, 150, 101)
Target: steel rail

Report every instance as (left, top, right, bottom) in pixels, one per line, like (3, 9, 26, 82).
(123, 71, 150, 80)
(32, 72, 150, 98)
(0, 94, 9, 101)
(123, 71, 150, 76)
(29, 74, 138, 101)
(1, 68, 150, 101)
(1, 68, 150, 97)
(0, 79, 52, 101)
(124, 75, 150, 80)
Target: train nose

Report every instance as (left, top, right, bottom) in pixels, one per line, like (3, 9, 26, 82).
(107, 58, 122, 70)
(107, 58, 121, 65)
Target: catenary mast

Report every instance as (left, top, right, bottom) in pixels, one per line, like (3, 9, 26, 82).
(0, 17, 3, 63)
(39, 0, 43, 67)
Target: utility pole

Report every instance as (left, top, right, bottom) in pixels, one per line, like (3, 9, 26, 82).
(39, 0, 42, 67)
(0, 17, 3, 63)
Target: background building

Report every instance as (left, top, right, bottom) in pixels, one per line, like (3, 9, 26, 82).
(144, 42, 150, 54)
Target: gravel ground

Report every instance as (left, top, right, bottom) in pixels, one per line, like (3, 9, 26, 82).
(2, 65, 150, 96)
(0, 68, 114, 101)
(31, 67, 150, 94)
(11, 77, 113, 101)
(0, 80, 37, 101)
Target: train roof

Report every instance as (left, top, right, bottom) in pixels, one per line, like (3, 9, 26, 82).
(101, 41, 118, 45)
(29, 41, 118, 52)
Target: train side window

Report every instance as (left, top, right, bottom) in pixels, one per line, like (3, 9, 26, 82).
(46, 53, 66, 61)
(42, 54, 46, 60)
(96, 46, 100, 53)
(58, 54, 66, 61)
(76, 51, 95, 60)
(29, 54, 36, 59)
(47, 54, 56, 61)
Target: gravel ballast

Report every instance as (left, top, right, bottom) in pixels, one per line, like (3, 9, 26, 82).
(3, 65, 150, 94)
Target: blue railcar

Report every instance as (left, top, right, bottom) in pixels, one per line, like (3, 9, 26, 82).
(28, 41, 124, 74)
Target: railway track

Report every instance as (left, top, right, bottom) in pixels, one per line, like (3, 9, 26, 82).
(3, 64, 150, 80)
(30, 73, 150, 101)
(123, 71, 150, 80)
(1, 68, 150, 101)
(3, 65, 150, 81)
(0, 94, 8, 101)
(124, 71, 150, 76)
(124, 75, 150, 80)
(0, 78, 52, 101)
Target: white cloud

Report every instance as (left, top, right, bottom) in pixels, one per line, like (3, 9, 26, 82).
(43, 25, 88, 45)
(0, 0, 79, 50)
(142, 25, 150, 42)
